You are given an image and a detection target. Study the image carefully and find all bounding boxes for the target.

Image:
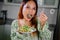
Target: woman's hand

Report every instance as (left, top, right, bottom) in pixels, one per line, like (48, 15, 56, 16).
(38, 11, 48, 29)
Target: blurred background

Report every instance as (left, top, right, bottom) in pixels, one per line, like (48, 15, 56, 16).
(0, 0, 60, 40)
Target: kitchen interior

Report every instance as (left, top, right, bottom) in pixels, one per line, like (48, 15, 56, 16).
(0, 0, 60, 40)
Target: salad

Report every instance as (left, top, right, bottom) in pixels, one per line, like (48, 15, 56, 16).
(19, 25, 36, 33)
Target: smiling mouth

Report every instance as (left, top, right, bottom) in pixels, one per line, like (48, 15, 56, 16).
(27, 14, 33, 19)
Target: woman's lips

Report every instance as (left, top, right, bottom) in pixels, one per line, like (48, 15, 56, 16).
(27, 14, 33, 19)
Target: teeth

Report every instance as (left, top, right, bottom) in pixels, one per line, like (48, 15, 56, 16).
(27, 14, 33, 19)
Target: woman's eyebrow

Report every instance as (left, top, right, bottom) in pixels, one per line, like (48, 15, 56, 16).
(27, 4, 36, 8)
(32, 6, 36, 9)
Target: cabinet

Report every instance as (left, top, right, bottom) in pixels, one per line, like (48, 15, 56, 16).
(0, 0, 59, 8)
(7, 0, 22, 3)
(2, 0, 22, 6)
(38, 0, 59, 8)
(0, 0, 4, 2)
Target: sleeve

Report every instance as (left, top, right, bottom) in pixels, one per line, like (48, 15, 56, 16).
(10, 20, 23, 40)
(37, 19, 52, 40)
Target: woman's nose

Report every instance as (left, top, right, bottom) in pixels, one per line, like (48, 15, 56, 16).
(29, 8, 33, 13)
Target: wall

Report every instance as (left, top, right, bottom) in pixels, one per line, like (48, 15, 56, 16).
(2, 4, 20, 19)
(2, 4, 58, 24)
(0, 3, 4, 11)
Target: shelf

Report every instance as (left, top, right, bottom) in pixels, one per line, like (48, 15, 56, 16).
(4, 2, 20, 6)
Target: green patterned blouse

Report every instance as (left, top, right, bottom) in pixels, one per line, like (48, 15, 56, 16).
(11, 18, 51, 40)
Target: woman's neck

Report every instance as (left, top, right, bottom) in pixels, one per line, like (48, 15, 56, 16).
(23, 19, 31, 26)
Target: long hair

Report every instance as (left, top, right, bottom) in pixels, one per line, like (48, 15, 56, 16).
(18, 0, 38, 28)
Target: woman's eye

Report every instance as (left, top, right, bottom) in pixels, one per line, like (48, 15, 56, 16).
(33, 8, 36, 10)
(26, 6, 29, 8)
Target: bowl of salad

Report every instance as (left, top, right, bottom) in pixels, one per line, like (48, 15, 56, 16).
(19, 25, 36, 34)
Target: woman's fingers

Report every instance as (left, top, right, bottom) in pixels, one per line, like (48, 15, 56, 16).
(38, 11, 48, 27)
(40, 11, 48, 22)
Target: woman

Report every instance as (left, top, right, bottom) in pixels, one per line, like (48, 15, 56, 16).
(11, 0, 51, 40)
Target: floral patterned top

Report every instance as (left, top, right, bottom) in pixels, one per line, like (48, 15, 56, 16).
(11, 18, 51, 40)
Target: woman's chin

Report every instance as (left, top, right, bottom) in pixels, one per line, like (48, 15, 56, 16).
(27, 19, 31, 22)
(26, 18, 31, 22)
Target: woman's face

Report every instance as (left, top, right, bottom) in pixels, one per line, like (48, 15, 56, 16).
(22, 1, 36, 21)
